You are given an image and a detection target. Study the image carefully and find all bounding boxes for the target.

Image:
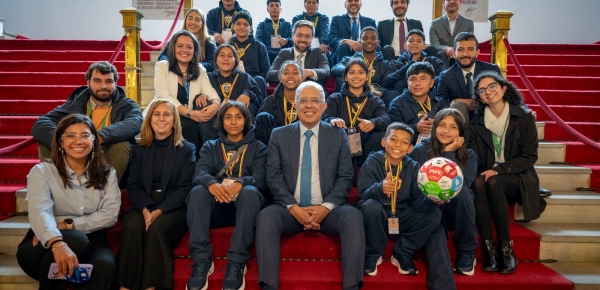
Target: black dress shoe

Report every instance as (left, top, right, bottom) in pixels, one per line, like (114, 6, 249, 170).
(481, 240, 498, 272)
(539, 187, 552, 197)
(499, 241, 517, 274)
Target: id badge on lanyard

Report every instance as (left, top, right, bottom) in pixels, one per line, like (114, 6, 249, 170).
(347, 128, 362, 157)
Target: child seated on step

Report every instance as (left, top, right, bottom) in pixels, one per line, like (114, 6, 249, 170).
(256, 0, 293, 63)
(355, 122, 455, 290)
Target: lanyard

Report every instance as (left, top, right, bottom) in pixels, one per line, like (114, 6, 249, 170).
(218, 73, 240, 102)
(362, 55, 376, 84)
(345, 97, 368, 128)
(221, 10, 237, 29)
(385, 158, 402, 215)
(86, 100, 112, 129)
(304, 15, 319, 29)
(220, 143, 248, 177)
(283, 97, 297, 125)
(413, 95, 432, 114)
(492, 117, 510, 163)
(271, 18, 280, 35)
(234, 42, 252, 59)
(180, 74, 190, 102)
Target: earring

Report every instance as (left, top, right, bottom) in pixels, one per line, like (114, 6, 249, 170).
(59, 147, 63, 155)
(91, 150, 95, 160)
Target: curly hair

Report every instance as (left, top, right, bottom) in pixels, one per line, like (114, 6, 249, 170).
(472, 71, 523, 115)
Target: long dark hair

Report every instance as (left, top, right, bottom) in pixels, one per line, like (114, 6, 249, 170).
(472, 71, 524, 115)
(50, 114, 111, 190)
(167, 30, 201, 82)
(213, 44, 240, 71)
(427, 108, 468, 170)
(215, 101, 253, 137)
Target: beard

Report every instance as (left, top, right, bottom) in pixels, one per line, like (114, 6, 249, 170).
(294, 41, 310, 53)
(458, 56, 476, 69)
(90, 87, 115, 103)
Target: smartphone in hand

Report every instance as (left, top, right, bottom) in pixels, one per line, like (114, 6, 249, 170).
(48, 263, 93, 283)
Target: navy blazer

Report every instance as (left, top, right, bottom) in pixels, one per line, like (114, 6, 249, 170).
(266, 121, 354, 207)
(266, 47, 330, 83)
(377, 18, 424, 48)
(435, 60, 501, 103)
(127, 140, 196, 213)
(329, 13, 377, 51)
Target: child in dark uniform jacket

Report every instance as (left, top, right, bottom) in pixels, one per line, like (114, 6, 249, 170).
(388, 62, 448, 145)
(323, 58, 391, 165)
(292, 0, 330, 54)
(356, 122, 455, 290)
(256, 0, 293, 63)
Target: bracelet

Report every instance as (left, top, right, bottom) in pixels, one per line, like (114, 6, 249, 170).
(51, 241, 67, 251)
(48, 239, 64, 249)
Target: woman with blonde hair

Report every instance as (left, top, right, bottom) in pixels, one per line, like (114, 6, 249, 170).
(159, 8, 217, 72)
(117, 99, 196, 289)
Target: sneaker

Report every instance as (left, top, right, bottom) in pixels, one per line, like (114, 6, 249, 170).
(539, 187, 552, 197)
(186, 258, 214, 290)
(391, 255, 418, 275)
(454, 251, 476, 276)
(364, 256, 382, 276)
(222, 261, 247, 290)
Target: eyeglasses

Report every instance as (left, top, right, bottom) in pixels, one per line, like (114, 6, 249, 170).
(296, 98, 323, 105)
(476, 82, 499, 96)
(62, 133, 95, 142)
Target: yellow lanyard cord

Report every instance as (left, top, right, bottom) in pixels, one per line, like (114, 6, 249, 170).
(271, 18, 280, 35)
(283, 97, 297, 125)
(385, 158, 402, 215)
(221, 10, 237, 29)
(218, 73, 240, 102)
(413, 95, 432, 113)
(345, 97, 368, 128)
(363, 55, 376, 84)
(220, 143, 248, 177)
(234, 42, 252, 59)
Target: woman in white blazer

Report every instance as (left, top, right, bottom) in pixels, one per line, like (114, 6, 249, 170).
(153, 30, 220, 154)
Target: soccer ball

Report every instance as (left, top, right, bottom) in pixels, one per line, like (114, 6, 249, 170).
(417, 157, 464, 202)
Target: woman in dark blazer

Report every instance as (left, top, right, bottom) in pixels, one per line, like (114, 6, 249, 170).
(117, 99, 196, 290)
(468, 71, 546, 275)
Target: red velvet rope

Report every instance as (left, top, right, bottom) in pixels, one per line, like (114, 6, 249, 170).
(503, 38, 600, 151)
(108, 35, 128, 64)
(0, 137, 37, 156)
(140, 0, 185, 50)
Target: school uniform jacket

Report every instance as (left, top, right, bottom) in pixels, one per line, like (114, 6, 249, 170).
(256, 18, 293, 61)
(207, 68, 262, 111)
(322, 84, 391, 132)
(206, 1, 248, 36)
(231, 36, 271, 79)
(331, 52, 390, 94)
(388, 89, 448, 145)
(382, 51, 445, 92)
(194, 129, 267, 191)
(256, 84, 295, 128)
(292, 12, 330, 45)
(356, 152, 438, 214)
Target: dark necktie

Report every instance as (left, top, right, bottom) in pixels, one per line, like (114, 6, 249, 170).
(300, 130, 314, 206)
(351, 17, 359, 41)
(398, 19, 406, 53)
(466, 72, 474, 98)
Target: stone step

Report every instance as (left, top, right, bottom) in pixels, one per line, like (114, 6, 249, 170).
(141, 72, 153, 86)
(523, 222, 600, 262)
(537, 142, 566, 165)
(141, 60, 155, 72)
(150, 51, 161, 62)
(535, 165, 592, 191)
(0, 216, 28, 256)
(515, 191, 600, 223)
(545, 262, 600, 290)
(0, 255, 37, 290)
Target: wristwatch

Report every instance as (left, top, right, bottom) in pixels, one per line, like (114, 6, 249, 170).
(64, 218, 74, 230)
(186, 110, 191, 118)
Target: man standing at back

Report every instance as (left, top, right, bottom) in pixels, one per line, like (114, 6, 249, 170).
(32, 61, 142, 182)
(206, 0, 248, 45)
(377, 0, 424, 61)
(256, 81, 365, 290)
(428, 0, 474, 68)
(266, 20, 330, 84)
(329, 0, 376, 65)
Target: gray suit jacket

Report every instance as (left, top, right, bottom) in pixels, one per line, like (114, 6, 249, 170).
(429, 14, 474, 51)
(266, 121, 354, 207)
(266, 47, 331, 83)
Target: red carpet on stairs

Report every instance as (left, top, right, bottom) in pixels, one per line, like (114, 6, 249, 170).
(3, 39, 596, 289)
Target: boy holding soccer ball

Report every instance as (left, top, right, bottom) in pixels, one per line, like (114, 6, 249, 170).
(356, 122, 455, 290)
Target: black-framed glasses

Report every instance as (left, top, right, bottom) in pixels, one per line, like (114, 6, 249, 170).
(476, 82, 499, 96)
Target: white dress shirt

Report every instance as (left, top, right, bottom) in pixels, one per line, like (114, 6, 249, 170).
(448, 16, 457, 37)
(392, 17, 408, 56)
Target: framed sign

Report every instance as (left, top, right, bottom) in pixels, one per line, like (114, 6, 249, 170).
(133, 0, 181, 20)
(459, 0, 489, 22)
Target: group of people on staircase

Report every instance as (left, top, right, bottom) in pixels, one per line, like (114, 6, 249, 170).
(18, 0, 550, 290)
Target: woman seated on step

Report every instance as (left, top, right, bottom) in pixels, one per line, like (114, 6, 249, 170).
(152, 29, 220, 154)
(469, 71, 547, 274)
(17, 113, 120, 290)
(117, 99, 196, 290)
(158, 8, 217, 73)
(207, 43, 263, 117)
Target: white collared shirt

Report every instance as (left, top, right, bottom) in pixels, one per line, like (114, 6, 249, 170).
(448, 15, 457, 37)
(462, 65, 475, 85)
(392, 17, 408, 56)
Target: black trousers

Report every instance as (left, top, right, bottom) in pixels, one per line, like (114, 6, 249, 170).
(116, 209, 188, 290)
(16, 229, 117, 290)
(186, 184, 264, 263)
(256, 204, 365, 290)
(357, 199, 455, 290)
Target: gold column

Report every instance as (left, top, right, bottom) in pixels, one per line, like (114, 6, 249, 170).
(184, 0, 193, 17)
(120, 8, 143, 105)
(432, 0, 444, 20)
(489, 11, 513, 77)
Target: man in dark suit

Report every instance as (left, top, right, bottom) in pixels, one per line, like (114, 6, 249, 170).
(435, 32, 500, 124)
(377, 0, 424, 61)
(329, 0, 377, 65)
(266, 20, 330, 83)
(427, 0, 474, 68)
(256, 81, 365, 290)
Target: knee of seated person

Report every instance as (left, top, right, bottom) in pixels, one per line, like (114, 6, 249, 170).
(61, 230, 91, 256)
(187, 185, 210, 204)
(104, 141, 131, 179)
(359, 199, 385, 215)
(237, 185, 261, 198)
(485, 175, 502, 188)
(38, 144, 51, 162)
(90, 251, 117, 272)
(257, 206, 280, 226)
(338, 205, 364, 224)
